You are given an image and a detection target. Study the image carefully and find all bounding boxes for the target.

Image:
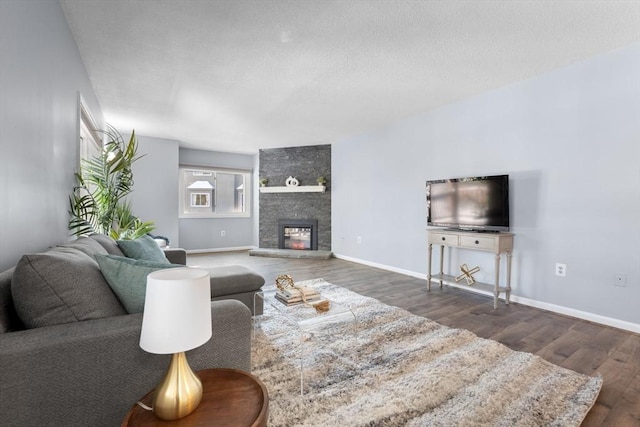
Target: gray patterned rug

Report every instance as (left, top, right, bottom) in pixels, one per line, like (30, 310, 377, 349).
(251, 279, 602, 426)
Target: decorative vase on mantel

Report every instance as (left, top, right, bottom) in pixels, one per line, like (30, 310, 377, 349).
(285, 176, 299, 187)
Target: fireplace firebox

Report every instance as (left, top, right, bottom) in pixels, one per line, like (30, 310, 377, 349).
(278, 219, 318, 250)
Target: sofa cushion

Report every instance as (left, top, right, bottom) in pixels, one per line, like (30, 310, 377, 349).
(11, 247, 126, 328)
(206, 265, 265, 298)
(60, 236, 109, 258)
(117, 235, 169, 264)
(0, 267, 22, 333)
(95, 254, 181, 313)
(89, 234, 126, 256)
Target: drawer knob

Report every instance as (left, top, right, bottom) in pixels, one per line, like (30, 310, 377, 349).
(475, 240, 479, 244)
(442, 237, 446, 241)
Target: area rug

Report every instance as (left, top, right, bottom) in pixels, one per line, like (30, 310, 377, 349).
(251, 278, 602, 427)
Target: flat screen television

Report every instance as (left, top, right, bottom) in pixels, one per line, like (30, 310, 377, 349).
(426, 174, 510, 232)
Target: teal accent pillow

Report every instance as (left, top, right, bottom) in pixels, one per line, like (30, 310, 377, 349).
(117, 235, 169, 264)
(95, 254, 181, 313)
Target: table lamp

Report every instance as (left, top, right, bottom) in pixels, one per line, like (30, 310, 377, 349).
(139, 267, 212, 421)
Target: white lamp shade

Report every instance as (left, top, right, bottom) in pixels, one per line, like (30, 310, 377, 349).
(140, 268, 212, 354)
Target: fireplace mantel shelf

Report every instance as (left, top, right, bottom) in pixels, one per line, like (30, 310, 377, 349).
(259, 185, 326, 193)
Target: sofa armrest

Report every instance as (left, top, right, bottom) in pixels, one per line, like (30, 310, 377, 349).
(164, 248, 187, 265)
(0, 300, 250, 427)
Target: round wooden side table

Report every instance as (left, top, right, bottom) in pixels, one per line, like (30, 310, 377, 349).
(121, 368, 268, 426)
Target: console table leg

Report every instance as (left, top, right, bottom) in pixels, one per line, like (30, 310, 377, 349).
(506, 252, 512, 305)
(493, 254, 500, 310)
(438, 245, 444, 288)
(427, 243, 432, 291)
(299, 332, 305, 396)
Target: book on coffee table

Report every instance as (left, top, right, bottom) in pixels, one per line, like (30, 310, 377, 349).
(275, 286, 321, 305)
(275, 294, 323, 306)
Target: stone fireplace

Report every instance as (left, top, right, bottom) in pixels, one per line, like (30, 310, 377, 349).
(278, 219, 318, 250)
(258, 145, 331, 251)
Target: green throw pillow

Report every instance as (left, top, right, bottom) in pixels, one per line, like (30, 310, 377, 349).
(117, 235, 169, 264)
(95, 254, 181, 313)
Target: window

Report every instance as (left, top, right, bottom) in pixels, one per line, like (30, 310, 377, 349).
(179, 166, 251, 218)
(191, 193, 211, 207)
(77, 93, 102, 171)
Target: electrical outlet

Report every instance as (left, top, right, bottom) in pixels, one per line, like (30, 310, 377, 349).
(220, 230, 226, 237)
(555, 263, 566, 277)
(614, 273, 627, 287)
(357, 236, 362, 244)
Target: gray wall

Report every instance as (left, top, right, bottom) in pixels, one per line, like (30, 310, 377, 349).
(0, 0, 103, 271)
(259, 145, 332, 250)
(129, 134, 180, 246)
(178, 148, 255, 250)
(333, 43, 640, 326)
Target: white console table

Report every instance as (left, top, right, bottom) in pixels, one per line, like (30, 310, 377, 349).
(427, 229, 514, 309)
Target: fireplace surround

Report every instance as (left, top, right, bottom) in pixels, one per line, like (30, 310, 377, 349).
(258, 145, 331, 250)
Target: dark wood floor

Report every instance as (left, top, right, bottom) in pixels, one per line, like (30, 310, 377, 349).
(189, 251, 640, 427)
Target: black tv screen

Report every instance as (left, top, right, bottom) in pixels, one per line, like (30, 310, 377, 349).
(426, 175, 510, 232)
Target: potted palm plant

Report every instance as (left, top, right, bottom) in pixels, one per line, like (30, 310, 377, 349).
(68, 125, 155, 239)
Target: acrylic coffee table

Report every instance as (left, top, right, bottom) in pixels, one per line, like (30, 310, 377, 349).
(253, 290, 357, 395)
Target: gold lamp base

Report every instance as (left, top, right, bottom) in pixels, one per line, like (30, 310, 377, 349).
(152, 352, 203, 421)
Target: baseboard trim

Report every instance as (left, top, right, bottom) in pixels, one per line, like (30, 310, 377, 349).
(333, 253, 640, 334)
(186, 246, 255, 254)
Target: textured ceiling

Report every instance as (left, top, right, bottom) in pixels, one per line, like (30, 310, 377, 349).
(60, 0, 640, 154)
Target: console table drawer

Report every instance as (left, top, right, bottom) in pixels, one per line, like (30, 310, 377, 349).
(460, 235, 495, 250)
(430, 233, 459, 245)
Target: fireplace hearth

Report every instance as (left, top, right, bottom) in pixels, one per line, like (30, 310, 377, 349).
(278, 219, 318, 251)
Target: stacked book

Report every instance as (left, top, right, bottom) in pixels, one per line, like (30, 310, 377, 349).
(275, 285, 321, 306)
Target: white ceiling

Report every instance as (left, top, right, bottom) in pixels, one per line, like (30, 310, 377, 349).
(60, 0, 640, 154)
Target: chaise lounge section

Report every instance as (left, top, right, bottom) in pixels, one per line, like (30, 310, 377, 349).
(88, 234, 266, 315)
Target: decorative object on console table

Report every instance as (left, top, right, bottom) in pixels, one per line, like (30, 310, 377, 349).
(455, 264, 480, 285)
(139, 268, 212, 421)
(316, 176, 327, 185)
(259, 177, 268, 187)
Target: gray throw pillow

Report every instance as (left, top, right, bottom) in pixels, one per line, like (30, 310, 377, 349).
(89, 233, 126, 256)
(11, 247, 126, 328)
(117, 235, 169, 264)
(60, 236, 109, 257)
(95, 254, 181, 313)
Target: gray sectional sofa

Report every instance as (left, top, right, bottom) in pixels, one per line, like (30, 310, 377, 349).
(0, 234, 265, 426)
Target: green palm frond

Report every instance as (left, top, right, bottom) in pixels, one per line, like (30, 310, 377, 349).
(68, 126, 155, 239)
